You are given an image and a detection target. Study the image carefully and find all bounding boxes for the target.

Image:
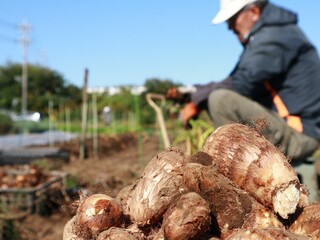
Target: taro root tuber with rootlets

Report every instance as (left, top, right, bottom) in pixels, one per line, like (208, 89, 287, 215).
(225, 227, 311, 240)
(74, 193, 123, 239)
(96, 227, 138, 240)
(63, 216, 83, 240)
(126, 147, 188, 226)
(116, 182, 136, 222)
(161, 192, 211, 240)
(183, 162, 284, 238)
(289, 203, 320, 238)
(203, 123, 304, 219)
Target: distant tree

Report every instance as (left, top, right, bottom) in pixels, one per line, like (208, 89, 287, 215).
(0, 64, 21, 110)
(0, 63, 81, 115)
(92, 86, 133, 125)
(144, 78, 181, 95)
(105, 87, 134, 119)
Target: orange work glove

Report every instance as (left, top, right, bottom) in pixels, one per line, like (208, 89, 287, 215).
(180, 102, 199, 126)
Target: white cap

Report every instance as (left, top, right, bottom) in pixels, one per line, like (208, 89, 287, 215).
(212, 0, 258, 24)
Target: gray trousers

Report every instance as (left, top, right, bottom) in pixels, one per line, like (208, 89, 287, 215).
(208, 89, 319, 161)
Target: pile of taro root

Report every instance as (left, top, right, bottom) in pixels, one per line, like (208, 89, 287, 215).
(63, 123, 320, 240)
(0, 165, 48, 189)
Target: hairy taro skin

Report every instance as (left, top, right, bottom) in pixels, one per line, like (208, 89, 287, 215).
(116, 183, 137, 221)
(183, 163, 283, 238)
(187, 151, 214, 166)
(63, 216, 84, 240)
(203, 123, 301, 219)
(96, 227, 137, 240)
(75, 194, 123, 239)
(224, 227, 311, 240)
(289, 203, 320, 238)
(126, 148, 188, 226)
(162, 192, 211, 240)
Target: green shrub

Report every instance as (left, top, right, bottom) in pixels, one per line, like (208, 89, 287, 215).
(0, 113, 13, 134)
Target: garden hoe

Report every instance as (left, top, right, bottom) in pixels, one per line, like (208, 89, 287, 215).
(146, 93, 170, 149)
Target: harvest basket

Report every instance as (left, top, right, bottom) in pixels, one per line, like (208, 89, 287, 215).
(0, 170, 67, 220)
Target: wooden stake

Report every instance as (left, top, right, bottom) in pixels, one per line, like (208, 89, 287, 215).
(80, 68, 88, 160)
(92, 93, 98, 159)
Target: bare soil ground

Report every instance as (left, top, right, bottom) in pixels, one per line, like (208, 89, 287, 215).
(15, 133, 162, 240)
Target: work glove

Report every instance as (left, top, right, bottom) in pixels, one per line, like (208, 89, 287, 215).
(166, 87, 191, 104)
(180, 102, 199, 128)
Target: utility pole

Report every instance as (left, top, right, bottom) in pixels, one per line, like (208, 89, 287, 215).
(19, 19, 30, 118)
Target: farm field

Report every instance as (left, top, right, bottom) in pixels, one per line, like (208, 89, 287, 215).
(5, 133, 161, 240)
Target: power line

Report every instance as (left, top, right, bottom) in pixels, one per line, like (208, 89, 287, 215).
(0, 34, 17, 43)
(0, 19, 18, 29)
(0, 19, 19, 43)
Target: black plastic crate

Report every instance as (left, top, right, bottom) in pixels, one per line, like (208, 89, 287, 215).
(0, 147, 69, 165)
(0, 170, 67, 220)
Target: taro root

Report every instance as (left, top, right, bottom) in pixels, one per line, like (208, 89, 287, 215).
(203, 123, 304, 219)
(225, 227, 310, 240)
(289, 203, 320, 238)
(126, 148, 188, 226)
(97, 227, 137, 240)
(150, 228, 165, 240)
(126, 223, 150, 240)
(183, 162, 284, 238)
(74, 193, 123, 239)
(116, 182, 136, 221)
(63, 216, 84, 240)
(162, 192, 211, 240)
(187, 151, 214, 166)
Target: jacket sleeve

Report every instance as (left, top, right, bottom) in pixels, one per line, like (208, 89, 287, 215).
(231, 26, 302, 98)
(191, 77, 232, 109)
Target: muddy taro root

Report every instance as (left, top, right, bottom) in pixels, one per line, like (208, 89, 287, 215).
(96, 227, 137, 240)
(289, 203, 320, 238)
(162, 192, 211, 240)
(74, 193, 123, 239)
(203, 123, 303, 219)
(126, 147, 188, 226)
(183, 162, 283, 238)
(225, 227, 310, 240)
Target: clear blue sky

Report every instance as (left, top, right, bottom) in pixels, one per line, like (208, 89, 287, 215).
(1, 1, 319, 88)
